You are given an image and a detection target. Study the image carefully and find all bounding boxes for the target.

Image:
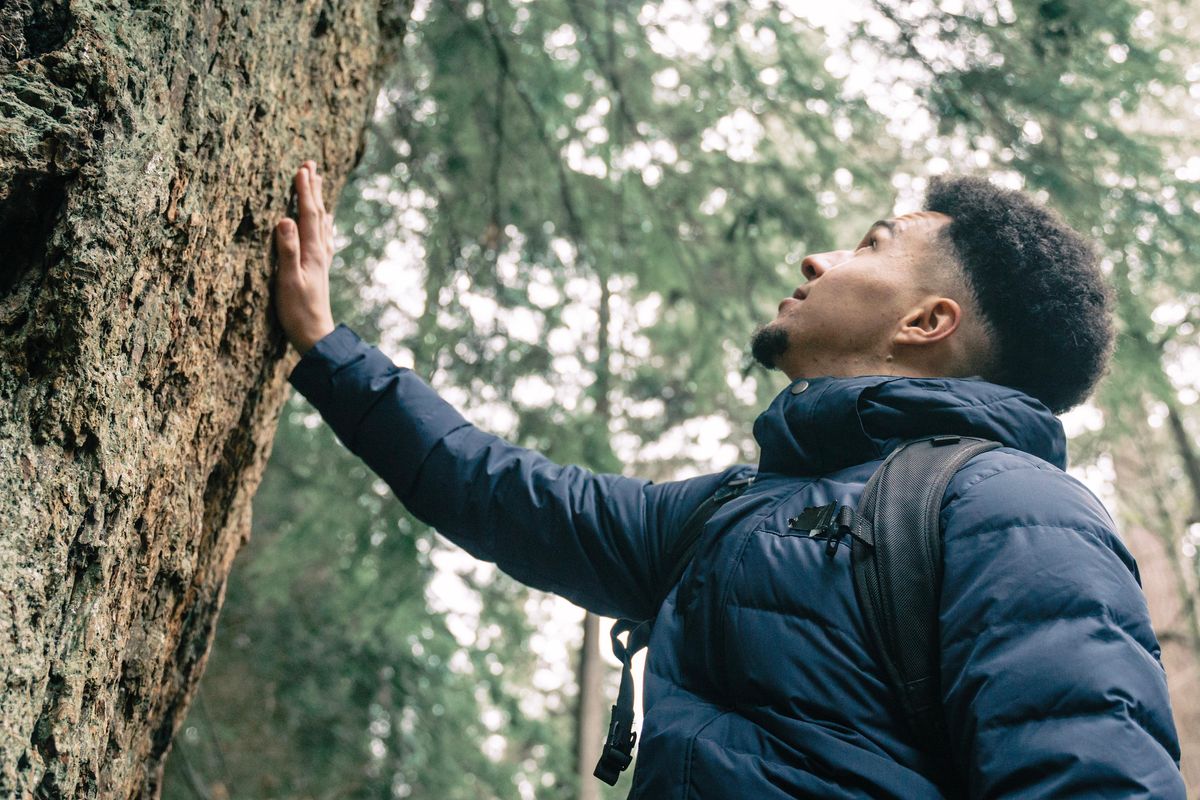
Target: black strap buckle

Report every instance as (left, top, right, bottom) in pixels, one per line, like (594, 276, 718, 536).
(594, 708, 636, 785)
(788, 503, 873, 557)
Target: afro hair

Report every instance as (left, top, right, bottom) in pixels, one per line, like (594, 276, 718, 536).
(924, 176, 1114, 414)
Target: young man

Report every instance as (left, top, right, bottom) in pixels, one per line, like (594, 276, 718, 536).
(273, 162, 1184, 798)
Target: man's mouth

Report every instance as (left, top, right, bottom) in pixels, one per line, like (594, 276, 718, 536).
(777, 287, 806, 314)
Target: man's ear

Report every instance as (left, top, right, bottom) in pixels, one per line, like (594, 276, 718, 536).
(894, 297, 962, 346)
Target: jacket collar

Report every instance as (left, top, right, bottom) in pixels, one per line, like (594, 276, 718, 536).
(752, 375, 1068, 476)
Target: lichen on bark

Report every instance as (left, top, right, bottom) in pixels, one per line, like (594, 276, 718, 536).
(0, 1, 410, 796)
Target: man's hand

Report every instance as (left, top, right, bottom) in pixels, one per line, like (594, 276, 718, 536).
(274, 161, 337, 354)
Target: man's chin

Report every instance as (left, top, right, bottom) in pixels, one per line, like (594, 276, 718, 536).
(749, 323, 790, 371)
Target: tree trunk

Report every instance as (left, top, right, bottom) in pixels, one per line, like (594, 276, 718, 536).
(1165, 401, 1200, 525)
(1108, 423, 1200, 792)
(574, 612, 605, 800)
(574, 249, 615, 800)
(574, 44, 628, 795)
(0, 1, 407, 796)
(1121, 518, 1200, 793)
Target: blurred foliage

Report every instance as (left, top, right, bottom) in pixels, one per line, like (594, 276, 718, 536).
(166, 0, 1199, 797)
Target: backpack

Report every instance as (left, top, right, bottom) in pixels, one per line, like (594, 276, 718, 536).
(593, 434, 1000, 792)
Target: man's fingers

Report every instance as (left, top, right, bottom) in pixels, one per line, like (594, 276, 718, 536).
(295, 167, 324, 255)
(295, 166, 317, 219)
(309, 166, 328, 250)
(285, 162, 334, 268)
(275, 219, 299, 269)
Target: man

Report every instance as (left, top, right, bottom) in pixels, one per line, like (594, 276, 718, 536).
(273, 162, 1184, 797)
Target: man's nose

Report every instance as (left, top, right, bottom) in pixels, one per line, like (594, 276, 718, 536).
(800, 249, 854, 280)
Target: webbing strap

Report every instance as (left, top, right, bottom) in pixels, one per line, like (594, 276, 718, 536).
(593, 619, 650, 784)
(661, 476, 755, 593)
(594, 475, 753, 786)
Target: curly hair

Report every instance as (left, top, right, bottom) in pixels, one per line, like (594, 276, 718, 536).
(924, 176, 1114, 414)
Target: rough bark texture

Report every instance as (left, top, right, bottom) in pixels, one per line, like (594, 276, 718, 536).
(0, 1, 408, 796)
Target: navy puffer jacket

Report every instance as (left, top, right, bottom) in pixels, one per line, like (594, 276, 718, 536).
(291, 325, 1184, 799)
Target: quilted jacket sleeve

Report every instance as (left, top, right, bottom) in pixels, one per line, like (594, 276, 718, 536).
(938, 451, 1185, 798)
(288, 324, 742, 620)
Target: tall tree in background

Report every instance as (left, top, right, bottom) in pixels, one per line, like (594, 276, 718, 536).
(0, 1, 407, 795)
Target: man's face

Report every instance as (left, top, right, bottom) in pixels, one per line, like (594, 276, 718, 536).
(751, 211, 954, 379)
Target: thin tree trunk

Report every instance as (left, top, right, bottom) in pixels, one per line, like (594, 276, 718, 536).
(1165, 401, 1200, 525)
(575, 612, 605, 800)
(575, 256, 614, 800)
(1108, 422, 1200, 792)
(574, 19, 629, 790)
(0, 2, 408, 796)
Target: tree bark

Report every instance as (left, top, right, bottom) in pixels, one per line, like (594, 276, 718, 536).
(0, 1, 408, 796)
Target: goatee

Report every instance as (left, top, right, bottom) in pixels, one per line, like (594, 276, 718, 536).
(750, 324, 790, 370)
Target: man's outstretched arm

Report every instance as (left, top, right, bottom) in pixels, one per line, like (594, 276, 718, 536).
(272, 163, 740, 619)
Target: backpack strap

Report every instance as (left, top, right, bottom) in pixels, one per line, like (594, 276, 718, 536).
(593, 472, 754, 786)
(594, 434, 997, 788)
(851, 434, 1000, 790)
(660, 475, 756, 598)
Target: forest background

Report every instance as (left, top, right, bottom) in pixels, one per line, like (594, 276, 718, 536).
(162, 0, 1200, 797)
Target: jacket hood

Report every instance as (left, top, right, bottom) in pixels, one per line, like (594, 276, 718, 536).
(752, 375, 1067, 476)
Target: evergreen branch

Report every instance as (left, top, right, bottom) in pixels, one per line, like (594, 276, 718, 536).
(471, 0, 588, 244)
(488, 30, 507, 248)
